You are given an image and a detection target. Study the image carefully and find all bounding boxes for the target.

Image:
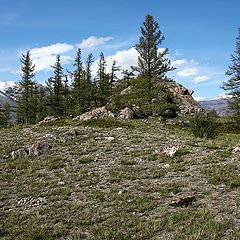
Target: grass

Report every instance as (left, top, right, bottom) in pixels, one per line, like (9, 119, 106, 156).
(1, 117, 240, 239)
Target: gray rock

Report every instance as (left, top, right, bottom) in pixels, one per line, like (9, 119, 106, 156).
(74, 106, 115, 121)
(118, 107, 134, 119)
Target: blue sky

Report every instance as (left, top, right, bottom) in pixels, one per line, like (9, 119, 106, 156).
(0, 0, 239, 100)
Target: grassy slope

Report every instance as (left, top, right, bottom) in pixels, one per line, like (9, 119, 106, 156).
(0, 118, 240, 240)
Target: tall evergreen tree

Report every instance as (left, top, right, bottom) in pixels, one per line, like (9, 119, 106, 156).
(0, 102, 11, 128)
(71, 48, 85, 115)
(17, 51, 37, 124)
(129, 15, 177, 117)
(85, 53, 98, 108)
(46, 55, 65, 116)
(132, 14, 174, 80)
(36, 85, 47, 122)
(96, 52, 110, 106)
(222, 28, 240, 122)
(110, 60, 121, 85)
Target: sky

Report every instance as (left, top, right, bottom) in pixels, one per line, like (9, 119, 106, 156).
(0, 0, 239, 100)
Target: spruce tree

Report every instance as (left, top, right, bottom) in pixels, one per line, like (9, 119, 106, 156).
(46, 55, 65, 116)
(96, 52, 110, 106)
(0, 102, 11, 128)
(85, 53, 97, 108)
(132, 14, 174, 80)
(36, 85, 47, 122)
(222, 28, 240, 123)
(129, 15, 177, 117)
(17, 51, 37, 124)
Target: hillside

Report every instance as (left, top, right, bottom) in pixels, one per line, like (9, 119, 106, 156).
(199, 99, 228, 116)
(1, 117, 240, 239)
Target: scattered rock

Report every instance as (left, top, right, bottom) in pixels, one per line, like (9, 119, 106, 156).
(11, 141, 52, 159)
(66, 128, 80, 136)
(74, 106, 115, 121)
(28, 142, 52, 156)
(17, 197, 44, 207)
(170, 196, 196, 207)
(156, 146, 178, 158)
(118, 107, 134, 119)
(105, 136, 115, 142)
(37, 116, 60, 125)
(232, 146, 240, 153)
(11, 148, 29, 159)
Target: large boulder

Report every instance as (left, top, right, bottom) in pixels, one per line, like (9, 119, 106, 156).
(74, 106, 115, 121)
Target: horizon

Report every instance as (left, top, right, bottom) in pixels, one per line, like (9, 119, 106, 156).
(0, 0, 239, 100)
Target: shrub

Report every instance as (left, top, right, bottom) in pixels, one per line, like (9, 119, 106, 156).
(189, 111, 219, 139)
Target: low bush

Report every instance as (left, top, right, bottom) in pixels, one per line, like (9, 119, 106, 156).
(189, 111, 219, 139)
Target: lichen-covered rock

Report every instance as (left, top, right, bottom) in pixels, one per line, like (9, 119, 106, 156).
(11, 148, 29, 159)
(28, 142, 52, 156)
(37, 116, 60, 125)
(74, 106, 115, 121)
(11, 141, 52, 159)
(118, 107, 134, 119)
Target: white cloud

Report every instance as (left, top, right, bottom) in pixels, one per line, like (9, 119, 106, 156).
(177, 67, 198, 77)
(91, 47, 139, 77)
(30, 43, 74, 59)
(172, 59, 187, 66)
(192, 75, 210, 84)
(106, 48, 138, 71)
(78, 36, 113, 49)
(28, 43, 74, 72)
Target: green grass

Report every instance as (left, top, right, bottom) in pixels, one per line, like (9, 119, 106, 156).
(1, 117, 240, 239)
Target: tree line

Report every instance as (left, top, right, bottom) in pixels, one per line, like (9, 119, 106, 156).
(1, 15, 178, 126)
(0, 15, 239, 127)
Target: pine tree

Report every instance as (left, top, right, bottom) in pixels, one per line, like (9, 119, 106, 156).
(132, 14, 174, 80)
(129, 15, 177, 117)
(110, 60, 121, 85)
(36, 85, 47, 122)
(17, 51, 37, 124)
(96, 52, 110, 106)
(46, 55, 65, 116)
(85, 53, 97, 108)
(0, 102, 11, 128)
(222, 28, 240, 122)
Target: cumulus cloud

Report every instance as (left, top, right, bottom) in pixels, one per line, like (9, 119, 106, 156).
(28, 43, 74, 72)
(177, 67, 198, 77)
(77, 36, 113, 49)
(192, 75, 209, 84)
(30, 43, 74, 59)
(91, 47, 139, 77)
(172, 59, 187, 66)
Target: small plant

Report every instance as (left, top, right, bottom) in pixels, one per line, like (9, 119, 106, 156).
(189, 111, 219, 139)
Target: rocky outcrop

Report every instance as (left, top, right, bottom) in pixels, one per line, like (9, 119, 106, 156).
(74, 106, 115, 121)
(168, 82, 203, 114)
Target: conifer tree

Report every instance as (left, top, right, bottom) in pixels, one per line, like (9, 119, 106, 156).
(132, 14, 174, 80)
(0, 102, 11, 128)
(85, 53, 98, 108)
(110, 60, 121, 85)
(46, 55, 65, 116)
(128, 15, 177, 117)
(36, 85, 47, 122)
(17, 51, 37, 124)
(96, 52, 110, 106)
(222, 28, 240, 122)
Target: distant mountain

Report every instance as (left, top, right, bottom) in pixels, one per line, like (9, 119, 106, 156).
(0, 81, 17, 122)
(198, 99, 229, 115)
